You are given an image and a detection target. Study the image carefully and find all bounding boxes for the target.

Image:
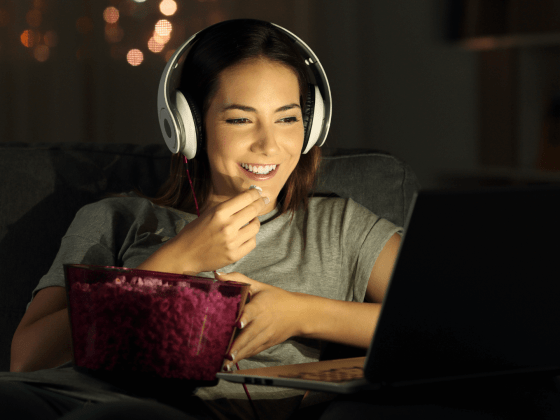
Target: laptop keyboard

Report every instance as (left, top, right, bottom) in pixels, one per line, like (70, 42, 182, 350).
(278, 366, 364, 383)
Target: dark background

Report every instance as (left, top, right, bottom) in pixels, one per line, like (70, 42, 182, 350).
(2, 0, 560, 189)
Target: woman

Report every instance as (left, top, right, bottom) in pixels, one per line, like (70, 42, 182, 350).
(2, 19, 401, 420)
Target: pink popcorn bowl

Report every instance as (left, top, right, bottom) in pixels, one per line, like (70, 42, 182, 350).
(63, 264, 249, 397)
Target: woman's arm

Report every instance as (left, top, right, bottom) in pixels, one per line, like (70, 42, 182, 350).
(298, 232, 401, 348)
(11, 287, 72, 372)
(220, 233, 401, 366)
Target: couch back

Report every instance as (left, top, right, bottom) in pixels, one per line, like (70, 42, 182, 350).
(0, 142, 420, 372)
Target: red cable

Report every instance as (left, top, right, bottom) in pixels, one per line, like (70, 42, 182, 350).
(236, 362, 260, 420)
(184, 156, 258, 418)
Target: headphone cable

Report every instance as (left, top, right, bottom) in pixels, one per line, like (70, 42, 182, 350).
(184, 156, 258, 419)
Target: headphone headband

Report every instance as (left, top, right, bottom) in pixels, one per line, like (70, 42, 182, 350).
(157, 19, 332, 158)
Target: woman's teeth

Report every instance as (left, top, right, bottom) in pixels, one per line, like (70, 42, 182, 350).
(241, 163, 277, 175)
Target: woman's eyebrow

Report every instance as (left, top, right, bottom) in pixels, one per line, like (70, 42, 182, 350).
(220, 103, 301, 113)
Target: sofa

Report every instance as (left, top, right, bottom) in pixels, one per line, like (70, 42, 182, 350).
(0, 142, 420, 415)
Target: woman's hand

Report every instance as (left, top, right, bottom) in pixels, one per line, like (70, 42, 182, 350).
(140, 188, 269, 275)
(214, 271, 305, 370)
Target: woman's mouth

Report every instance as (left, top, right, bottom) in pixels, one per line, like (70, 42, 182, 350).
(238, 163, 279, 181)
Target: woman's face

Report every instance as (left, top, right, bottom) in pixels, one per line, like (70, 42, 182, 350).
(203, 58, 304, 215)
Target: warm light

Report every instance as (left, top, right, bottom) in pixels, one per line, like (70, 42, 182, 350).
(160, 0, 177, 16)
(127, 49, 144, 66)
(105, 23, 124, 43)
(26, 9, 42, 27)
(155, 19, 172, 37)
(76, 17, 94, 34)
(153, 31, 170, 45)
(34, 44, 49, 62)
(44, 30, 58, 47)
(148, 37, 165, 53)
(103, 6, 119, 24)
(20, 29, 37, 48)
(133, 0, 147, 2)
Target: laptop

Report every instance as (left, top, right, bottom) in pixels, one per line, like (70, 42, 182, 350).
(217, 186, 560, 393)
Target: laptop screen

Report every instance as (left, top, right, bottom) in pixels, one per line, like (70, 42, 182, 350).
(366, 186, 560, 386)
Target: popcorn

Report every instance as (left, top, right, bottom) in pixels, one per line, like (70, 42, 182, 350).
(68, 276, 241, 381)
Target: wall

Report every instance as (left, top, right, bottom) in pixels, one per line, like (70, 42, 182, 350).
(0, 0, 478, 189)
(313, 0, 477, 189)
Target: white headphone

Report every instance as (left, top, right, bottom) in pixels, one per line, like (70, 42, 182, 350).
(157, 19, 332, 159)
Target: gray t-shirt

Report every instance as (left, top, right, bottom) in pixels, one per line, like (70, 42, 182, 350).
(4, 193, 402, 420)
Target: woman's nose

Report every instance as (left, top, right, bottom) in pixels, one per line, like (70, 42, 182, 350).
(251, 122, 279, 154)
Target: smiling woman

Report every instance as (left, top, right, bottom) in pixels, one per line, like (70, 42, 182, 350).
(148, 20, 319, 221)
(4, 19, 404, 420)
(202, 58, 304, 215)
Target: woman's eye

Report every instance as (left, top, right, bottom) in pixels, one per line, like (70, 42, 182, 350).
(226, 118, 250, 125)
(279, 117, 299, 124)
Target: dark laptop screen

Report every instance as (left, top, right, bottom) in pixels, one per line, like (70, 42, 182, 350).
(367, 186, 560, 386)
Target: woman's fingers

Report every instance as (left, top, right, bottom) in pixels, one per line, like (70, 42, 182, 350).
(214, 271, 262, 297)
(224, 322, 271, 369)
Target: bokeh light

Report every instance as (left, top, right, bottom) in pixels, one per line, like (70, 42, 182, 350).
(44, 30, 58, 47)
(153, 31, 170, 45)
(34, 44, 49, 62)
(148, 37, 164, 53)
(105, 23, 124, 43)
(127, 48, 144, 66)
(21, 29, 37, 48)
(26, 9, 42, 27)
(160, 0, 177, 16)
(155, 19, 172, 37)
(133, 0, 147, 3)
(103, 6, 119, 24)
(76, 16, 94, 34)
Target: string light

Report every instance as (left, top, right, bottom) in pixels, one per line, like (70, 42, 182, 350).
(148, 37, 165, 53)
(103, 7, 120, 24)
(154, 31, 171, 45)
(127, 48, 144, 66)
(34, 44, 49, 62)
(26, 9, 42, 27)
(44, 30, 58, 47)
(160, 0, 177, 16)
(155, 19, 172, 37)
(105, 23, 124, 43)
(20, 29, 37, 48)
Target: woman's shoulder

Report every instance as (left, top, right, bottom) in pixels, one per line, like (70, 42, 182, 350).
(307, 195, 377, 217)
(75, 192, 163, 220)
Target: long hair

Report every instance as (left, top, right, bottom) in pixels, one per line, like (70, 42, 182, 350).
(146, 19, 322, 223)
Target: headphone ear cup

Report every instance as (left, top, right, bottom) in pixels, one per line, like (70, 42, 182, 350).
(302, 84, 325, 154)
(175, 91, 203, 159)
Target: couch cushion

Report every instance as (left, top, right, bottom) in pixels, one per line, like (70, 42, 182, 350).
(0, 142, 419, 372)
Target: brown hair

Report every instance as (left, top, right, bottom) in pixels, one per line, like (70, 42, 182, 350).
(145, 19, 323, 223)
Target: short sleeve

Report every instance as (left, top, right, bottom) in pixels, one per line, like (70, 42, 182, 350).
(341, 199, 403, 303)
(26, 201, 120, 311)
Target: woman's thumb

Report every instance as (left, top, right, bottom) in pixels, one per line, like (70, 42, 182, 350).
(214, 271, 227, 280)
